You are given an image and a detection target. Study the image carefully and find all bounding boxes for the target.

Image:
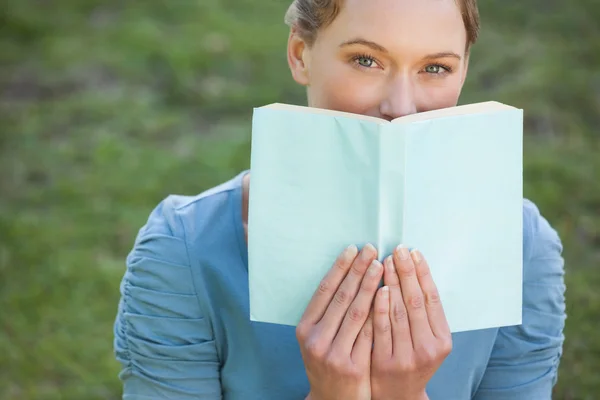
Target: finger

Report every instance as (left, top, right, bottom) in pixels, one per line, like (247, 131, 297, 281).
(413, 250, 451, 339)
(373, 286, 392, 362)
(300, 244, 359, 326)
(318, 243, 378, 344)
(351, 308, 374, 366)
(333, 259, 383, 354)
(393, 245, 434, 347)
(383, 254, 400, 288)
(384, 256, 411, 356)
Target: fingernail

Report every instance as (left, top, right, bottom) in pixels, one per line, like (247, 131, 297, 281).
(411, 249, 422, 264)
(344, 244, 358, 258)
(361, 243, 375, 260)
(385, 256, 394, 271)
(368, 260, 382, 276)
(396, 244, 410, 260)
(381, 286, 389, 298)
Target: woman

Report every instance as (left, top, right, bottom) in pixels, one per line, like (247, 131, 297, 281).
(113, 0, 566, 398)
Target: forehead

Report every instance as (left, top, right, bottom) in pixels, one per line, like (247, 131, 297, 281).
(321, 0, 466, 52)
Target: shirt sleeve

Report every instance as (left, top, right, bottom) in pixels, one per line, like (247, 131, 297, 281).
(473, 201, 566, 399)
(113, 197, 222, 399)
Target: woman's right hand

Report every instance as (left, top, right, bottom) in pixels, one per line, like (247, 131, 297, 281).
(296, 243, 383, 400)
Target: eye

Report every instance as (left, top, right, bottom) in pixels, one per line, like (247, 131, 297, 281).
(351, 54, 380, 69)
(357, 56, 375, 68)
(424, 64, 451, 74)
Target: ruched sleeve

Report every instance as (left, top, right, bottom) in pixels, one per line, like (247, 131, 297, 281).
(113, 197, 221, 399)
(474, 200, 566, 399)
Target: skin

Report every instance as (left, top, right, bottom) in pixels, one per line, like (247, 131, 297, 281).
(242, 0, 469, 398)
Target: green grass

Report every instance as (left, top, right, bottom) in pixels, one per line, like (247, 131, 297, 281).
(1, 1, 598, 399)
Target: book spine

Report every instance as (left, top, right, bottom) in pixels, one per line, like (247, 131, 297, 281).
(378, 125, 407, 260)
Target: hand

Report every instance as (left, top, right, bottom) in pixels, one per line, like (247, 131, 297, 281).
(370, 246, 452, 400)
(297, 243, 383, 400)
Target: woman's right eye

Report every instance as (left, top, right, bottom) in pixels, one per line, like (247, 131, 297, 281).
(351, 54, 379, 69)
(357, 56, 374, 68)
(350, 54, 382, 70)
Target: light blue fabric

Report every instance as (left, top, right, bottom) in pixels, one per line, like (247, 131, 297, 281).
(113, 170, 566, 399)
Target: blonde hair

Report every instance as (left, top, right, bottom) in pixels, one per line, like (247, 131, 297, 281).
(284, 0, 480, 50)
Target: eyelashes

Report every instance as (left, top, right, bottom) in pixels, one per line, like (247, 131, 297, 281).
(351, 53, 380, 69)
(424, 63, 454, 74)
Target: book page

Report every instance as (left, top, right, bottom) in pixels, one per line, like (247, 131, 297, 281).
(392, 101, 515, 125)
(260, 103, 387, 124)
(398, 109, 523, 333)
(248, 108, 381, 326)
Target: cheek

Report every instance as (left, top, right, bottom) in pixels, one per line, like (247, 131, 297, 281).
(416, 76, 464, 111)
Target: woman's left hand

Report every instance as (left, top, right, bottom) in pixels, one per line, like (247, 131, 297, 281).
(370, 245, 453, 400)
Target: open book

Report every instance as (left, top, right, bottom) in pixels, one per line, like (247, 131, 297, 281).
(247, 101, 523, 333)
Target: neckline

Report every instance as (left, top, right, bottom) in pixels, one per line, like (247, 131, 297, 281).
(232, 169, 250, 271)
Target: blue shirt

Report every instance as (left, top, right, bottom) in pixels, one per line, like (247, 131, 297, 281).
(113, 170, 566, 399)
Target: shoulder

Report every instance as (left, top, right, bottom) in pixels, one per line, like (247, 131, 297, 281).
(522, 198, 564, 283)
(114, 177, 241, 398)
(522, 198, 562, 252)
(136, 171, 246, 244)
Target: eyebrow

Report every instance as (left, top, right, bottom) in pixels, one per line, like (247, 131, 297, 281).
(339, 38, 462, 60)
(423, 52, 462, 61)
(340, 38, 388, 53)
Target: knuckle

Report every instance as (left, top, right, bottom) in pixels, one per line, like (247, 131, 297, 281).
(425, 289, 441, 306)
(349, 366, 362, 379)
(325, 353, 346, 371)
(440, 336, 453, 355)
(408, 294, 424, 309)
(361, 324, 374, 339)
(334, 288, 351, 306)
(349, 262, 364, 277)
(386, 280, 400, 288)
(375, 319, 391, 333)
(392, 303, 408, 322)
(416, 344, 437, 364)
(362, 271, 380, 288)
(398, 262, 415, 277)
(317, 280, 332, 296)
(295, 322, 309, 342)
(348, 306, 367, 322)
(340, 363, 362, 379)
(305, 338, 328, 360)
(398, 359, 417, 373)
(334, 260, 349, 272)
(336, 364, 360, 379)
(375, 302, 388, 314)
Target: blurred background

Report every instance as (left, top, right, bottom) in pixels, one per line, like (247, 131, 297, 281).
(0, 0, 598, 399)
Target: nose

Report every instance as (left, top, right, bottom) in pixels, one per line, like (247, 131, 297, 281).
(379, 76, 418, 120)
